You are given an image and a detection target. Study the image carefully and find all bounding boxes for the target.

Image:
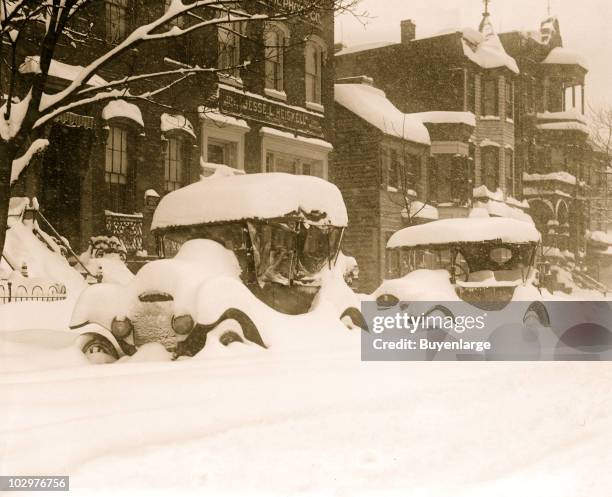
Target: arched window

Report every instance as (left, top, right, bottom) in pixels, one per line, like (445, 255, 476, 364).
(105, 126, 129, 212)
(264, 24, 288, 93)
(305, 37, 325, 105)
(218, 21, 244, 79)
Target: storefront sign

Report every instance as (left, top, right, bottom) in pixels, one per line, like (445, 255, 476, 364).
(219, 87, 324, 138)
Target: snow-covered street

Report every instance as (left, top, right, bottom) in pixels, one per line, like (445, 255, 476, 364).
(1, 316, 611, 496)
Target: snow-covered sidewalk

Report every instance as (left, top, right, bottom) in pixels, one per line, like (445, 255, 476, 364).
(1, 322, 611, 496)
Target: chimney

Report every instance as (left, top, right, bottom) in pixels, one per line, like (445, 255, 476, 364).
(401, 19, 416, 44)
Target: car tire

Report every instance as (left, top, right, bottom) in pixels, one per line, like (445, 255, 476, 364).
(80, 333, 119, 365)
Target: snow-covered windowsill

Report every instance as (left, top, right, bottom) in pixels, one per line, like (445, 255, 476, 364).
(218, 73, 244, 89)
(264, 88, 287, 102)
(479, 115, 501, 121)
(306, 101, 325, 113)
(387, 186, 399, 193)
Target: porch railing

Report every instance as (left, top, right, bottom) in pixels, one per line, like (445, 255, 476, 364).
(104, 210, 144, 255)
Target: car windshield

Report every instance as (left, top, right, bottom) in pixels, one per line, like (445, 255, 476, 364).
(391, 242, 537, 283)
(248, 221, 342, 286)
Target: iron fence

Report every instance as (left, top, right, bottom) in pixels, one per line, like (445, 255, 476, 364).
(0, 281, 67, 304)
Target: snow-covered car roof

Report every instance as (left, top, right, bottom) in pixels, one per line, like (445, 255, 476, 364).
(152, 173, 348, 230)
(387, 218, 541, 249)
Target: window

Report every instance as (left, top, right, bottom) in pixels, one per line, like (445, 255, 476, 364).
(265, 25, 286, 92)
(404, 154, 420, 188)
(388, 148, 400, 189)
(164, 136, 184, 192)
(432, 155, 452, 203)
(305, 39, 323, 104)
(105, 126, 129, 212)
(505, 148, 514, 196)
(208, 138, 237, 167)
(467, 73, 476, 113)
(481, 77, 498, 116)
(105, 0, 127, 43)
(266, 150, 324, 177)
(218, 22, 243, 79)
(505, 78, 514, 120)
(481, 147, 499, 192)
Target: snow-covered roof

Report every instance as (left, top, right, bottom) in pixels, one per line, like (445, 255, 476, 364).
(19, 56, 108, 87)
(411, 111, 476, 127)
(387, 217, 540, 249)
(152, 173, 348, 230)
(523, 172, 578, 185)
(537, 109, 587, 124)
(335, 84, 430, 145)
(537, 121, 589, 134)
(160, 113, 196, 139)
(102, 100, 144, 127)
(542, 47, 588, 70)
(335, 41, 396, 57)
(462, 26, 519, 74)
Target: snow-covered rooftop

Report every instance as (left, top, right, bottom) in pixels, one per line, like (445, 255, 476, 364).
(542, 47, 588, 70)
(523, 171, 578, 185)
(152, 173, 348, 229)
(537, 121, 590, 134)
(102, 100, 144, 127)
(462, 26, 519, 74)
(334, 41, 396, 57)
(411, 111, 476, 127)
(19, 56, 108, 87)
(387, 217, 540, 249)
(537, 109, 587, 124)
(335, 84, 430, 145)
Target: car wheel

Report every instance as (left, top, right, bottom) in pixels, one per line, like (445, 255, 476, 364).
(80, 333, 119, 364)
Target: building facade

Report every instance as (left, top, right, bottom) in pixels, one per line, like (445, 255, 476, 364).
(7, 0, 334, 264)
(335, 9, 529, 222)
(333, 77, 433, 291)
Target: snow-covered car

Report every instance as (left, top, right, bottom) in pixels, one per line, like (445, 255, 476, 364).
(70, 172, 364, 363)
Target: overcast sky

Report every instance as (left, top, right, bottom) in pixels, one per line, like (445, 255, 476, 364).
(336, 0, 612, 108)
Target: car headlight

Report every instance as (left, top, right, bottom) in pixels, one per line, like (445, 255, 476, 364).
(111, 317, 133, 339)
(172, 314, 194, 335)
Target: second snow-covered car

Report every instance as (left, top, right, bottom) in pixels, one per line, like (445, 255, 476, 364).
(70, 171, 364, 363)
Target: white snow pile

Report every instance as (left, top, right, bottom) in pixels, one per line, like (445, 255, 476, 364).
(78, 251, 134, 286)
(461, 25, 519, 74)
(542, 47, 589, 70)
(412, 111, 476, 127)
(160, 113, 196, 138)
(102, 99, 144, 127)
(473, 200, 534, 224)
(401, 201, 439, 221)
(152, 172, 349, 229)
(335, 83, 431, 145)
(2, 223, 85, 297)
(387, 217, 541, 248)
(18, 55, 109, 87)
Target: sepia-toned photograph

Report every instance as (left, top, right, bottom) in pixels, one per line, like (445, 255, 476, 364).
(1, 0, 611, 495)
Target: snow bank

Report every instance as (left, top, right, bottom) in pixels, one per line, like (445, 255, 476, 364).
(334, 84, 431, 145)
(152, 172, 348, 229)
(388, 217, 541, 248)
(160, 113, 196, 138)
(542, 47, 589, 70)
(3, 223, 85, 297)
(102, 100, 144, 127)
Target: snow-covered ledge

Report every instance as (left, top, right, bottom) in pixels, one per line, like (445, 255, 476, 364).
(102, 100, 144, 128)
(160, 113, 196, 139)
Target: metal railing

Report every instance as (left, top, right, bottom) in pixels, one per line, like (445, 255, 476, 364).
(0, 281, 67, 304)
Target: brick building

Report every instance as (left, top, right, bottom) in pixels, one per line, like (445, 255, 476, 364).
(7, 0, 334, 263)
(332, 77, 432, 291)
(499, 17, 592, 271)
(335, 7, 530, 222)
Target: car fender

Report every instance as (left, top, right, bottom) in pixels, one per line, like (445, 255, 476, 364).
(70, 283, 134, 331)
